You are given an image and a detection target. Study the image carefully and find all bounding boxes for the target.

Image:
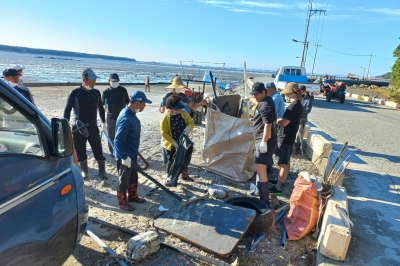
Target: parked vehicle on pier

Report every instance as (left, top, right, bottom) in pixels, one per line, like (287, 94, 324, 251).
(272, 66, 320, 99)
(0, 79, 88, 265)
(346, 73, 359, 80)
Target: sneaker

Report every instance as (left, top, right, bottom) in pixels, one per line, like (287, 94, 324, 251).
(269, 186, 283, 195)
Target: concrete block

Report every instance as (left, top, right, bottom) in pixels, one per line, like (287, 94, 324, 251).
(306, 133, 332, 162)
(303, 125, 310, 139)
(346, 92, 352, 97)
(385, 101, 400, 109)
(377, 99, 385, 105)
(351, 94, 359, 99)
(362, 96, 372, 102)
(317, 186, 351, 262)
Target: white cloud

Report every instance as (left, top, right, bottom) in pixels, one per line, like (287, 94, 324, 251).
(237, 1, 289, 9)
(198, 0, 232, 5)
(365, 8, 400, 16)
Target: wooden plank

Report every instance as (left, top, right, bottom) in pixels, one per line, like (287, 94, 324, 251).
(154, 199, 256, 258)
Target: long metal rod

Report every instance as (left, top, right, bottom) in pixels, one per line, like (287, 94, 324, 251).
(102, 130, 183, 201)
(209, 71, 220, 109)
(132, 164, 183, 201)
(89, 217, 230, 266)
(86, 229, 129, 266)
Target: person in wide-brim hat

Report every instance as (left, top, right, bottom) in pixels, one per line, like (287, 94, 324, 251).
(165, 76, 187, 90)
(159, 76, 208, 114)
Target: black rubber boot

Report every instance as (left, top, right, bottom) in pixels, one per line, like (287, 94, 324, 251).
(97, 160, 107, 180)
(79, 160, 88, 179)
(257, 181, 271, 207)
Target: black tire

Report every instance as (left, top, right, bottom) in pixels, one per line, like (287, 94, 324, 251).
(225, 197, 275, 236)
(339, 96, 345, 103)
(326, 93, 332, 102)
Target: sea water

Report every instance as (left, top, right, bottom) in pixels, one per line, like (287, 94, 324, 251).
(0, 51, 272, 87)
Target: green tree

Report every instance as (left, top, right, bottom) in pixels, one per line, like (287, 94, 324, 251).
(390, 44, 400, 89)
(389, 44, 400, 103)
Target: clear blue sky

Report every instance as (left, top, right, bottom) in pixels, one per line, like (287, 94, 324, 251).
(1, 0, 399, 77)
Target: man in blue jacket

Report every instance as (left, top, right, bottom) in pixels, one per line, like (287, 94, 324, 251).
(114, 91, 152, 211)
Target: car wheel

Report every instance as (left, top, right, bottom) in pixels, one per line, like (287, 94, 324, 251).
(225, 197, 275, 236)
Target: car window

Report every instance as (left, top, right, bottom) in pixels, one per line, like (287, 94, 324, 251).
(0, 95, 44, 157)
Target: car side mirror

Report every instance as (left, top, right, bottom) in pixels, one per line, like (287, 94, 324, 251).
(271, 74, 276, 78)
(51, 118, 73, 157)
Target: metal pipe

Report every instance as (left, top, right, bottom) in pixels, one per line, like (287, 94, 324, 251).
(209, 71, 220, 109)
(86, 229, 129, 266)
(248, 233, 267, 251)
(275, 211, 287, 224)
(88, 217, 230, 266)
(280, 223, 287, 249)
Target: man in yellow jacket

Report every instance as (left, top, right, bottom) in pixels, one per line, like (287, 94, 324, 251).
(160, 94, 195, 182)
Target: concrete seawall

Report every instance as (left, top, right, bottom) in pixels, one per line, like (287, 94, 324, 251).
(24, 82, 170, 87)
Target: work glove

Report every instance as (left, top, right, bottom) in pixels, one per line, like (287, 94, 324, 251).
(259, 142, 268, 153)
(183, 127, 191, 136)
(122, 156, 131, 168)
(172, 141, 179, 150)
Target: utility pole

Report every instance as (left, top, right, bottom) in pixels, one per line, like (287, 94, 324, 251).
(361, 67, 366, 80)
(366, 52, 375, 80)
(300, 1, 326, 68)
(311, 43, 322, 76)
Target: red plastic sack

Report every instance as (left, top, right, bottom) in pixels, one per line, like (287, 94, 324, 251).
(284, 176, 319, 240)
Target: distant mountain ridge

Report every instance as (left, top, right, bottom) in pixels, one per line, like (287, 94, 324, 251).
(0, 44, 136, 62)
(375, 72, 391, 79)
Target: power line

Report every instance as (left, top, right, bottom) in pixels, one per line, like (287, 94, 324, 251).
(319, 46, 370, 56)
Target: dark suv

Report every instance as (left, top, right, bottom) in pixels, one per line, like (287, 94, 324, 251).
(0, 80, 88, 265)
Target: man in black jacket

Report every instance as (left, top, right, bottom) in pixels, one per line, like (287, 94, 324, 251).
(63, 68, 107, 180)
(102, 73, 129, 156)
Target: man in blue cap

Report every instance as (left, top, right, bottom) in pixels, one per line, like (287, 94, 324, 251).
(64, 68, 107, 180)
(102, 73, 129, 156)
(114, 90, 152, 211)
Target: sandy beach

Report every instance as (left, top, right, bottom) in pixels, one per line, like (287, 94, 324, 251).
(29, 83, 317, 266)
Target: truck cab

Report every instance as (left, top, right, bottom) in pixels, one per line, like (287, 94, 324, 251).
(271, 66, 320, 97)
(0, 80, 88, 265)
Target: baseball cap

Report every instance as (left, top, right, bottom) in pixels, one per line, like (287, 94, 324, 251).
(3, 69, 21, 77)
(82, 68, 99, 80)
(130, 91, 152, 104)
(170, 101, 187, 110)
(109, 73, 120, 81)
(280, 82, 299, 94)
(11, 64, 25, 70)
(266, 82, 276, 89)
(249, 82, 266, 95)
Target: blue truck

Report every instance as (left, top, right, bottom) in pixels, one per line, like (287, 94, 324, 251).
(0, 79, 88, 265)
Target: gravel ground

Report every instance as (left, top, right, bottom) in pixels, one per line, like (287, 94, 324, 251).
(30, 84, 319, 266)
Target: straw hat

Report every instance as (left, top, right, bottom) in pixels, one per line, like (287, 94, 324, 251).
(280, 82, 299, 94)
(165, 76, 187, 90)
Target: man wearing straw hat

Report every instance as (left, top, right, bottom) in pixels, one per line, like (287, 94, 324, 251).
(269, 82, 303, 195)
(159, 76, 207, 114)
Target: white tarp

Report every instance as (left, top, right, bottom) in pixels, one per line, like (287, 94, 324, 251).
(201, 107, 255, 182)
